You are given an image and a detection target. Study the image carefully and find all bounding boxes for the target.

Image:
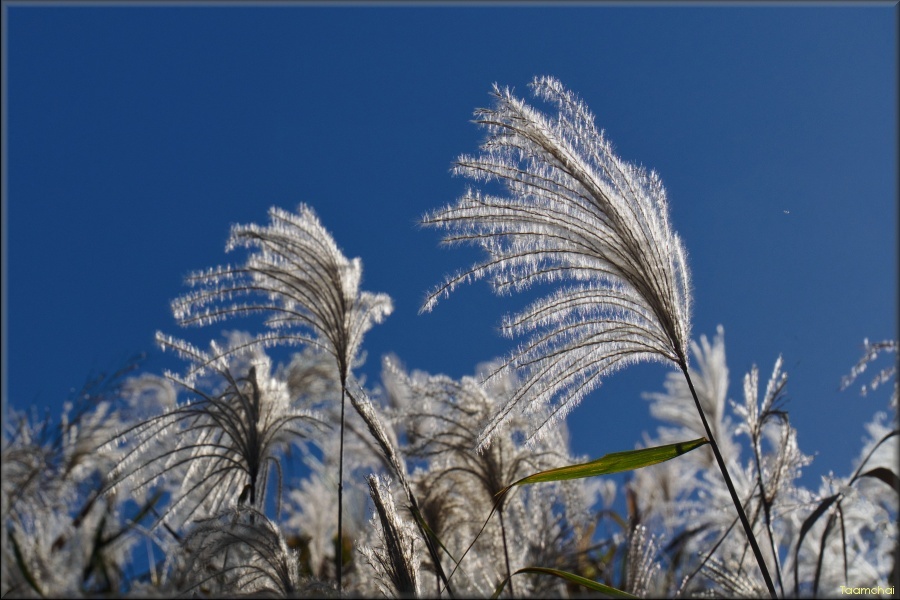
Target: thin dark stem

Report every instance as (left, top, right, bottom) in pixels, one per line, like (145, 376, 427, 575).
(337, 385, 346, 593)
(751, 432, 785, 597)
(675, 516, 739, 597)
(499, 506, 515, 598)
(679, 362, 778, 599)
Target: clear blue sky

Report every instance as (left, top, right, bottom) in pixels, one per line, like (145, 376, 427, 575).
(4, 4, 897, 491)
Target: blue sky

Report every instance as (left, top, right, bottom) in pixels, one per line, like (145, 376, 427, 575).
(4, 4, 897, 491)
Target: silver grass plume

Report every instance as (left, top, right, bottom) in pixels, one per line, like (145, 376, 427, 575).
(359, 475, 421, 599)
(341, 382, 457, 597)
(624, 524, 662, 598)
(158, 204, 392, 591)
(422, 77, 778, 597)
(382, 356, 599, 597)
(730, 357, 805, 597)
(840, 338, 897, 406)
(163, 204, 392, 386)
(421, 76, 691, 448)
(700, 557, 768, 598)
(180, 506, 318, 598)
(105, 340, 326, 529)
(2, 362, 151, 598)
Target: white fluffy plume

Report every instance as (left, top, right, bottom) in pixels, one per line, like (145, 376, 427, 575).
(422, 76, 692, 448)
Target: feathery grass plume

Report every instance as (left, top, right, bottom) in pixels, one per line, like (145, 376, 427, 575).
(422, 77, 778, 596)
(159, 204, 392, 591)
(422, 76, 691, 448)
(623, 524, 662, 598)
(106, 336, 327, 530)
(840, 338, 897, 406)
(2, 360, 156, 598)
(358, 475, 422, 599)
(732, 357, 808, 597)
(383, 356, 599, 597)
(179, 505, 329, 598)
(700, 557, 768, 598)
(789, 346, 898, 597)
(341, 381, 458, 597)
(167, 204, 392, 388)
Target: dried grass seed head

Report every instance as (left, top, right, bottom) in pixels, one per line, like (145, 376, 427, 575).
(422, 76, 692, 448)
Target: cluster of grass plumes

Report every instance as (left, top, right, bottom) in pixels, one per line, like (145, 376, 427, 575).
(3, 78, 896, 599)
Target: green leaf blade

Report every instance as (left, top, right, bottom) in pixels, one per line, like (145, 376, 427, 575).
(496, 566, 638, 599)
(509, 437, 709, 488)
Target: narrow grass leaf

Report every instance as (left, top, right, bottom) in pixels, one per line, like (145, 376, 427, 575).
(504, 438, 708, 490)
(793, 493, 840, 597)
(490, 566, 638, 599)
(409, 504, 458, 564)
(858, 467, 900, 494)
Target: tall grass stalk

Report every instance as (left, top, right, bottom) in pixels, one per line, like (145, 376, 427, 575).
(680, 363, 777, 597)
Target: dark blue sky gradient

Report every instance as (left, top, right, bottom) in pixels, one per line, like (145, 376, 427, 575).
(4, 5, 897, 490)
